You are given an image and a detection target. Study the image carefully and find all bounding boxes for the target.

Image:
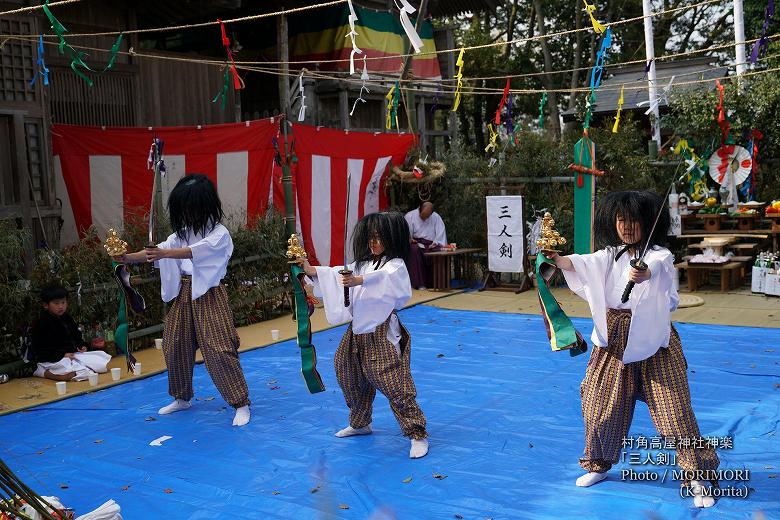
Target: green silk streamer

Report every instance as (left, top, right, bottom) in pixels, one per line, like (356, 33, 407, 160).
(42, 0, 123, 87)
(535, 254, 587, 356)
(211, 67, 230, 111)
(538, 92, 547, 129)
(111, 262, 137, 372)
(291, 264, 325, 394)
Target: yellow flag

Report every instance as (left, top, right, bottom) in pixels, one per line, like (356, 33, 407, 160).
(583, 0, 606, 34)
(612, 84, 624, 133)
(452, 48, 465, 112)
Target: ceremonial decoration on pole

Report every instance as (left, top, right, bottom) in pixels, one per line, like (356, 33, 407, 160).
(740, 129, 763, 201)
(41, 0, 123, 87)
(534, 213, 587, 356)
(568, 132, 604, 254)
(673, 139, 708, 202)
(286, 235, 325, 394)
(103, 228, 146, 373)
(569, 24, 610, 254)
(708, 144, 752, 209)
(714, 79, 731, 143)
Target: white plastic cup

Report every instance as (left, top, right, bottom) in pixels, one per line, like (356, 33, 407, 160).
(271, 329, 280, 341)
(88, 373, 99, 387)
(133, 363, 142, 376)
(111, 367, 121, 381)
(154, 338, 163, 350)
(55, 381, 66, 395)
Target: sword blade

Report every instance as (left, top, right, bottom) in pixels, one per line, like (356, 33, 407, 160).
(639, 163, 685, 260)
(343, 171, 352, 268)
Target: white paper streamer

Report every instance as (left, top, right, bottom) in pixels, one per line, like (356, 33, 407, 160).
(289, 70, 307, 122)
(346, 0, 363, 75)
(636, 76, 675, 115)
(396, 0, 424, 53)
(350, 56, 371, 116)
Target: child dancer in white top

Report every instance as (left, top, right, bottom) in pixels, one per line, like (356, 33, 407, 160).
(546, 191, 719, 507)
(118, 174, 251, 426)
(303, 211, 429, 458)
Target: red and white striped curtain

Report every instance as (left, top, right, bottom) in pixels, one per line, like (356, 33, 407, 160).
(52, 119, 415, 265)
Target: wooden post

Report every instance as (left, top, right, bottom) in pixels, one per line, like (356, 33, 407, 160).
(339, 88, 350, 131)
(278, 13, 290, 116)
(277, 11, 295, 236)
(445, 27, 458, 143)
(417, 98, 427, 154)
(13, 113, 33, 273)
(399, 0, 428, 135)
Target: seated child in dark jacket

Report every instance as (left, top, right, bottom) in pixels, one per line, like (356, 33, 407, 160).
(31, 284, 111, 381)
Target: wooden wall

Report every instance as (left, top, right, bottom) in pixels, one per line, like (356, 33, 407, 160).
(137, 51, 238, 127)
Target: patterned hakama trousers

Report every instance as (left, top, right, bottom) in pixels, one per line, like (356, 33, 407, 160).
(162, 277, 250, 409)
(580, 309, 719, 483)
(334, 315, 427, 439)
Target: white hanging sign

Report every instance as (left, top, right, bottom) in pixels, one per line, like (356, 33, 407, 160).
(486, 196, 524, 273)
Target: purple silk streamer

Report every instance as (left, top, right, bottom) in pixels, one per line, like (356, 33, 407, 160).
(750, 0, 775, 64)
(429, 85, 441, 114)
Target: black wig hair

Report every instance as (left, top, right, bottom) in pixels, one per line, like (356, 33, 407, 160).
(168, 174, 224, 241)
(594, 190, 669, 251)
(351, 211, 410, 268)
(40, 283, 68, 303)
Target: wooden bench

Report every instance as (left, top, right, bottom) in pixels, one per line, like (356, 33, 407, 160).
(423, 248, 482, 290)
(682, 255, 753, 279)
(687, 242, 758, 253)
(675, 261, 744, 292)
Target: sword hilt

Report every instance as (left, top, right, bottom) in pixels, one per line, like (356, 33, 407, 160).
(621, 258, 647, 304)
(339, 269, 352, 307)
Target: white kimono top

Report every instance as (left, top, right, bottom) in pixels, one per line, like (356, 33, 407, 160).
(155, 223, 233, 302)
(308, 257, 412, 348)
(561, 246, 679, 364)
(404, 209, 447, 246)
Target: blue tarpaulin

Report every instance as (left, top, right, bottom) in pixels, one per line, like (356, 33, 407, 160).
(1, 305, 778, 519)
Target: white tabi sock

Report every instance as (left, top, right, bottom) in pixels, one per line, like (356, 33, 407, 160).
(232, 405, 250, 426)
(335, 424, 372, 437)
(690, 480, 716, 508)
(158, 399, 191, 415)
(576, 471, 608, 487)
(409, 438, 429, 459)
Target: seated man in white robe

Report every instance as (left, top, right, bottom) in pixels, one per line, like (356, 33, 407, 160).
(31, 284, 111, 381)
(404, 202, 447, 289)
